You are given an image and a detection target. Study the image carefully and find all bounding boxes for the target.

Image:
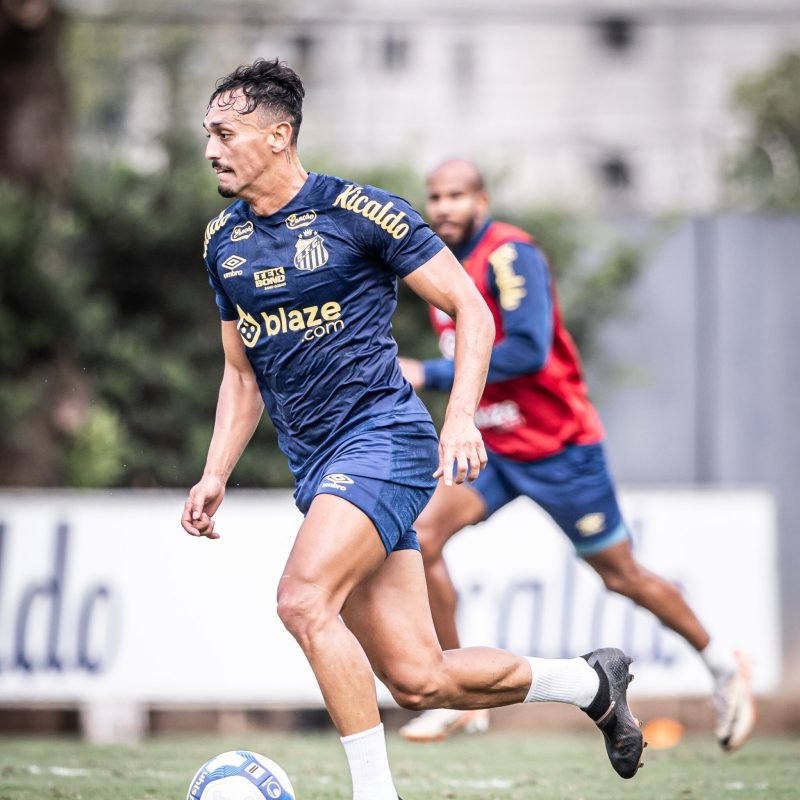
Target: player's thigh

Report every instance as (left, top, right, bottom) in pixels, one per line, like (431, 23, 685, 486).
(341, 548, 443, 685)
(281, 493, 387, 612)
(415, 479, 488, 556)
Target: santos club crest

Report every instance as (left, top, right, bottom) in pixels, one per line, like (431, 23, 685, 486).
(294, 230, 329, 271)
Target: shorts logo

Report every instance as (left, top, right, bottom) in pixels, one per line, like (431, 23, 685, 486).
(285, 210, 317, 230)
(294, 230, 329, 271)
(231, 221, 254, 242)
(575, 513, 606, 537)
(321, 473, 354, 491)
(222, 254, 246, 278)
(236, 304, 261, 348)
(254, 267, 286, 290)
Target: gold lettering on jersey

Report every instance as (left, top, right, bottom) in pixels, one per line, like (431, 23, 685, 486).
(489, 243, 527, 311)
(254, 267, 286, 290)
(236, 304, 261, 348)
(260, 301, 344, 342)
(203, 210, 231, 258)
(285, 210, 317, 229)
(231, 221, 254, 242)
(332, 185, 410, 240)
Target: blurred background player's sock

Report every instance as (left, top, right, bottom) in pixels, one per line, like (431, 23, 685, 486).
(341, 722, 398, 800)
(524, 657, 600, 707)
(701, 640, 738, 680)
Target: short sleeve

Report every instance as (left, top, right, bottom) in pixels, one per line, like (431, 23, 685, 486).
(338, 184, 445, 277)
(204, 250, 237, 322)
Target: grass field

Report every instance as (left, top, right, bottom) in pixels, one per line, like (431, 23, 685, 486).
(1, 731, 798, 800)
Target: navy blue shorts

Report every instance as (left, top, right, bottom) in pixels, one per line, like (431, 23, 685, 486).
(294, 421, 439, 555)
(472, 442, 630, 556)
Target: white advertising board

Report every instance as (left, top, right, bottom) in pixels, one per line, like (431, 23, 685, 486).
(0, 488, 780, 705)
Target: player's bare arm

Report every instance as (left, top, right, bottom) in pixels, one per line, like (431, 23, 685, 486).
(181, 320, 264, 538)
(403, 247, 494, 484)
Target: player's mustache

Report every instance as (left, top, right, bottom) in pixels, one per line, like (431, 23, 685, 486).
(211, 160, 231, 172)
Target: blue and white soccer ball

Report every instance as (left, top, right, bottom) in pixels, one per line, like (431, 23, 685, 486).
(187, 750, 296, 800)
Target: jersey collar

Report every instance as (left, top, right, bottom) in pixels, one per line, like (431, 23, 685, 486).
(451, 218, 492, 262)
(245, 171, 320, 225)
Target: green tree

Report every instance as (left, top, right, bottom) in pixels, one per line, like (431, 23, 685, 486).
(726, 51, 800, 210)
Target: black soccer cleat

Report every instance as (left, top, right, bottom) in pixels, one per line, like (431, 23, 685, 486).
(581, 648, 644, 779)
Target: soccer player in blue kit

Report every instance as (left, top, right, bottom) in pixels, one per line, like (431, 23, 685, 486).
(181, 59, 644, 800)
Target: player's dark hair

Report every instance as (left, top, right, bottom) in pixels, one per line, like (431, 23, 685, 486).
(209, 58, 305, 144)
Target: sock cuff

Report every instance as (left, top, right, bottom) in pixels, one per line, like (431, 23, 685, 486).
(580, 654, 610, 721)
(340, 722, 384, 745)
(523, 657, 538, 703)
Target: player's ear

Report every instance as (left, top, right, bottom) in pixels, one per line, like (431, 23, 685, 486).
(268, 121, 293, 153)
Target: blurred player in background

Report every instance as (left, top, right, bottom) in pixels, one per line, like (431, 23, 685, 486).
(398, 159, 755, 751)
(182, 61, 645, 800)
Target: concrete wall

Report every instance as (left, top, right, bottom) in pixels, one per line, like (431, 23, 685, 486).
(586, 214, 800, 685)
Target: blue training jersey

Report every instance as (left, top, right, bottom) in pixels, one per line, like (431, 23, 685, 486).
(202, 172, 445, 479)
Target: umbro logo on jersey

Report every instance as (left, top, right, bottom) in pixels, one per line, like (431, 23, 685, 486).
(285, 210, 317, 230)
(222, 254, 246, 278)
(294, 230, 329, 271)
(321, 473, 354, 492)
(231, 221, 254, 242)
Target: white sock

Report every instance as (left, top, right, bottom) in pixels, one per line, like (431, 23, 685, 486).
(340, 722, 397, 800)
(523, 656, 600, 708)
(700, 640, 738, 681)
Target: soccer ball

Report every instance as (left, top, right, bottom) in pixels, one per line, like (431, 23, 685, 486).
(187, 750, 295, 800)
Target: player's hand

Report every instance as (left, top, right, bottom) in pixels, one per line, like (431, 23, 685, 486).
(398, 357, 425, 389)
(434, 412, 488, 485)
(181, 474, 226, 539)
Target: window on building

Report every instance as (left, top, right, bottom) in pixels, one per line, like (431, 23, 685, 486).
(292, 33, 315, 76)
(453, 40, 475, 86)
(593, 14, 638, 53)
(382, 34, 409, 71)
(598, 153, 633, 190)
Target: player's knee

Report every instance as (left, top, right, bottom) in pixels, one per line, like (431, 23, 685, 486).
(596, 563, 646, 597)
(276, 580, 330, 647)
(415, 521, 446, 564)
(382, 661, 444, 710)
(386, 680, 439, 711)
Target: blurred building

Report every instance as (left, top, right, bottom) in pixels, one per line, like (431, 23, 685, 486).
(62, 0, 800, 213)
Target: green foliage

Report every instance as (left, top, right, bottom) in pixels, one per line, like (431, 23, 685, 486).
(66, 133, 291, 488)
(0, 156, 641, 488)
(61, 403, 127, 487)
(0, 182, 105, 480)
(506, 208, 642, 361)
(725, 51, 800, 210)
